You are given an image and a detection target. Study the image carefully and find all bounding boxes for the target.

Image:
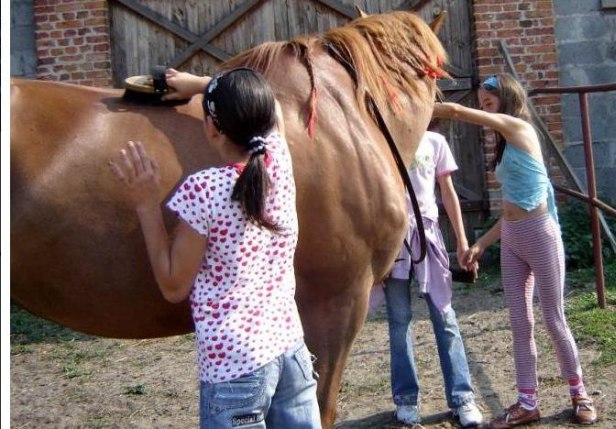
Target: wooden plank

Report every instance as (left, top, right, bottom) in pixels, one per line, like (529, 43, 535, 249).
(395, 0, 431, 11)
(438, 77, 472, 92)
(454, 183, 483, 201)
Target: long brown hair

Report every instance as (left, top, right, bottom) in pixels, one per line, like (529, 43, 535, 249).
(482, 73, 533, 169)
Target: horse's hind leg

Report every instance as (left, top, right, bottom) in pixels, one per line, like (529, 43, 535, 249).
(296, 277, 371, 428)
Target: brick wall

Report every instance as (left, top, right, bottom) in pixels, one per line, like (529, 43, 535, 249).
(472, 0, 565, 213)
(34, 0, 112, 86)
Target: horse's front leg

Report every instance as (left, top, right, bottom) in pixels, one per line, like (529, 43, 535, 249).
(296, 274, 372, 428)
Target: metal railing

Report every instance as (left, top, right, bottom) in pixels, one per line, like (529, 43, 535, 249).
(528, 83, 616, 309)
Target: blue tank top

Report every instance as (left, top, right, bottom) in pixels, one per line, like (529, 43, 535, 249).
(494, 144, 559, 224)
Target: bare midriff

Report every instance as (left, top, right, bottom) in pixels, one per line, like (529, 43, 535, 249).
(502, 199, 548, 221)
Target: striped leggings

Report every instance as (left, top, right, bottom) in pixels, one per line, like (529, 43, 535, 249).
(501, 213, 582, 390)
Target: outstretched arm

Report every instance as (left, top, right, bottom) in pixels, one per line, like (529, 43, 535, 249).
(162, 68, 212, 100)
(433, 102, 540, 156)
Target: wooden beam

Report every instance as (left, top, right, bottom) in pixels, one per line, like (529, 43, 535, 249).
(313, 0, 357, 19)
(110, 0, 231, 62)
(395, 0, 432, 12)
(169, 0, 264, 68)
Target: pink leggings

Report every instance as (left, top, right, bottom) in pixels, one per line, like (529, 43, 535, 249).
(501, 213, 582, 390)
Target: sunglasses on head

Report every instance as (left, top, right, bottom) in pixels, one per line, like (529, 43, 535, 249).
(481, 75, 499, 90)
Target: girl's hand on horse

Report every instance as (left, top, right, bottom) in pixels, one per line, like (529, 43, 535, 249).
(162, 68, 212, 100)
(109, 141, 161, 211)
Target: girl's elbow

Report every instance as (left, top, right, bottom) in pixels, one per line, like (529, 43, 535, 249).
(162, 291, 188, 304)
(159, 282, 191, 304)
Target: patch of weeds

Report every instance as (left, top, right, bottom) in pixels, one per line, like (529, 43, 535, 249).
(475, 264, 501, 293)
(85, 416, 113, 429)
(565, 287, 616, 367)
(10, 303, 92, 345)
(539, 374, 562, 387)
(62, 362, 92, 379)
(560, 200, 616, 269)
(567, 260, 616, 290)
(10, 344, 32, 356)
(123, 384, 147, 395)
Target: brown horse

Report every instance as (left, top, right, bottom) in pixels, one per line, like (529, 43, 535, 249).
(11, 11, 446, 427)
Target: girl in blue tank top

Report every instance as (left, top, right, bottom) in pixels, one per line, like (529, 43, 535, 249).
(433, 73, 597, 428)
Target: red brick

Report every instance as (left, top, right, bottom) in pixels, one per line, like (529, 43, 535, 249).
(59, 54, 84, 62)
(56, 20, 81, 29)
(93, 43, 110, 52)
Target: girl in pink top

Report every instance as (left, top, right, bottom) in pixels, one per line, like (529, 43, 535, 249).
(110, 68, 320, 428)
(384, 129, 482, 427)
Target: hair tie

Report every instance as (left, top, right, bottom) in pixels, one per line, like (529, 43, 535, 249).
(481, 75, 499, 90)
(247, 136, 267, 156)
(204, 73, 224, 129)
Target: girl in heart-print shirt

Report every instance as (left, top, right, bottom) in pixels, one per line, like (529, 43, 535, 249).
(110, 68, 321, 428)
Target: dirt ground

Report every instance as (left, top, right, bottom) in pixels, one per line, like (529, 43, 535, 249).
(10, 278, 615, 429)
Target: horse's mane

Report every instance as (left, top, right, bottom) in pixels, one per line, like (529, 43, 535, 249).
(222, 11, 447, 133)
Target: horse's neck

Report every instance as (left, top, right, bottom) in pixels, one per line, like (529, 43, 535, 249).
(378, 96, 432, 167)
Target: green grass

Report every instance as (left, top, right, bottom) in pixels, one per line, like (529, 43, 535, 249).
(565, 261, 616, 366)
(10, 303, 92, 345)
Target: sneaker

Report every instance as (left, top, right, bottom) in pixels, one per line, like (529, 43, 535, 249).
(490, 402, 540, 429)
(571, 394, 598, 425)
(395, 404, 420, 425)
(453, 401, 483, 427)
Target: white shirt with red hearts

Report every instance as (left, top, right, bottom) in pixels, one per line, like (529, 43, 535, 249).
(167, 132, 303, 383)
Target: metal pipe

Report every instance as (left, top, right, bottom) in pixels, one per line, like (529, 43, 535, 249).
(529, 83, 616, 95)
(579, 93, 606, 309)
(553, 184, 616, 218)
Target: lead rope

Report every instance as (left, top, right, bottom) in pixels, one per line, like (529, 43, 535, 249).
(366, 95, 427, 264)
(325, 43, 427, 263)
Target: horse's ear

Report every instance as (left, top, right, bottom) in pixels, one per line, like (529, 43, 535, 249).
(429, 11, 447, 34)
(354, 5, 368, 18)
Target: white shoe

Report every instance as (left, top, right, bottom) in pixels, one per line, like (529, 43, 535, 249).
(395, 404, 420, 425)
(453, 401, 483, 427)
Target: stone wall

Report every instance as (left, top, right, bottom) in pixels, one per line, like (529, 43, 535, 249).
(554, 0, 616, 205)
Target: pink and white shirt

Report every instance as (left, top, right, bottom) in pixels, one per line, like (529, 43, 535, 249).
(389, 131, 458, 312)
(166, 131, 303, 383)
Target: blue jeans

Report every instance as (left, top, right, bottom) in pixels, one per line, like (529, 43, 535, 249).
(199, 341, 321, 428)
(384, 277, 475, 409)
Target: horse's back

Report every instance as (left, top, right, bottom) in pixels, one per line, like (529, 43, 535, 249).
(10, 78, 214, 338)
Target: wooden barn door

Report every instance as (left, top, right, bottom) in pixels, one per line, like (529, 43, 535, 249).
(412, 0, 489, 252)
(108, 0, 487, 252)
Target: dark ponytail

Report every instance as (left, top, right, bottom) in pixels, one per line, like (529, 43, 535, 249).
(202, 68, 280, 231)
